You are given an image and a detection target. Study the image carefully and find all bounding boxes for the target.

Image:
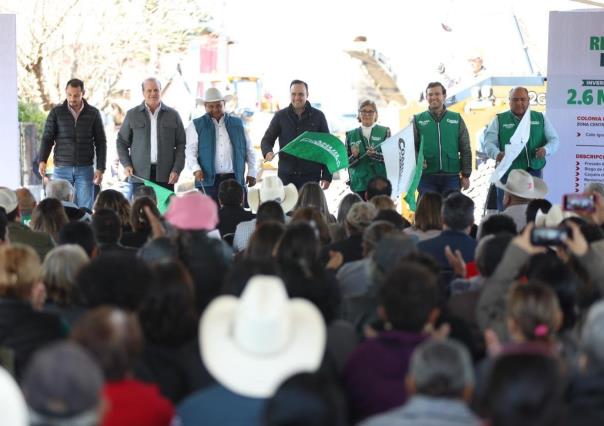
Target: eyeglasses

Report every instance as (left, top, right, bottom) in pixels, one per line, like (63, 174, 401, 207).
(360, 110, 376, 114)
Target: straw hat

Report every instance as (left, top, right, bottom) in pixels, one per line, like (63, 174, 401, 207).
(247, 176, 298, 214)
(494, 169, 548, 199)
(200, 275, 326, 398)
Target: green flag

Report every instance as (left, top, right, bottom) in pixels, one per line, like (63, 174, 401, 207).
(142, 178, 174, 214)
(281, 131, 348, 173)
(403, 139, 424, 212)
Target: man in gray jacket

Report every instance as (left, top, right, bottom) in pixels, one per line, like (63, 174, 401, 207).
(117, 77, 186, 192)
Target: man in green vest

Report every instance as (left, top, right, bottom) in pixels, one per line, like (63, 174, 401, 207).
(413, 82, 472, 197)
(483, 86, 559, 211)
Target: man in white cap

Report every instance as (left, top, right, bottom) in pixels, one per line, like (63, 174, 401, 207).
(185, 88, 257, 202)
(494, 169, 548, 232)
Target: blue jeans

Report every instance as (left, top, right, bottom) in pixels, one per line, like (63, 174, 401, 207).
(418, 174, 460, 197)
(53, 165, 94, 210)
(496, 168, 543, 211)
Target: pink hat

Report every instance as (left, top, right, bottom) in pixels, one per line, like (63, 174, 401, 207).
(165, 192, 218, 231)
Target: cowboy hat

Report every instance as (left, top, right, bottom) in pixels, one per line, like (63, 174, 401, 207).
(200, 87, 232, 103)
(165, 192, 219, 231)
(494, 169, 548, 199)
(199, 275, 326, 398)
(247, 176, 298, 214)
(535, 204, 578, 227)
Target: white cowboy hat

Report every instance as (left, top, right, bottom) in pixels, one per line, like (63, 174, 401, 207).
(200, 275, 326, 398)
(494, 169, 548, 199)
(535, 204, 578, 227)
(0, 367, 28, 425)
(247, 176, 298, 214)
(200, 87, 232, 103)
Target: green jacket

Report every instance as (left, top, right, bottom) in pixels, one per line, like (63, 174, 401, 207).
(414, 109, 471, 175)
(497, 110, 546, 171)
(346, 125, 390, 192)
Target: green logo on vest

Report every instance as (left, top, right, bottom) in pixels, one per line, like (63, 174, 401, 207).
(446, 119, 459, 124)
(418, 120, 430, 126)
(502, 123, 515, 129)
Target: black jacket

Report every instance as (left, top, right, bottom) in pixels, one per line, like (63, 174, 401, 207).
(39, 100, 107, 170)
(0, 298, 64, 379)
(260, 101, 332, 181)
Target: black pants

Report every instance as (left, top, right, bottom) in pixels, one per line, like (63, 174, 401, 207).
(279, 171, 322, 190)
(198, 173, 237, 204)
(130, 165, 174, 199)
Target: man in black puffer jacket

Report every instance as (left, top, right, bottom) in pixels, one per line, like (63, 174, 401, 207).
(39, 79, 106, 210)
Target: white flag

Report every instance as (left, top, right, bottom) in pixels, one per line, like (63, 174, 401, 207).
(491, 107, 532, 183)
(380, 125, 416, 198)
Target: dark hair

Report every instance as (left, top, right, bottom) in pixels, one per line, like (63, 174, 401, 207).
(94, 189, 131, 228)
(133, 185, 157, 203)
(336, 193, 362, 223)
(76, 253, 152, 310)
(442, 192, 474, 231)
(482, 354, 564, 426)
(218, 179, 244, 207)
(138, 260, 197, 345)
(294, 182, 332, 223)
(245, 221, 286, 262)
(476, 234, 514, 278)
(291, 207, 332, 245)
(524, 253, 579, 331)
(366, 176, 392, 200)
(222, 259, 279, 297)
(58, 221, 97, 258)
(130, 197, 160, 233)
(65, 78, 84, 90)
(374, 209, 410, 230)
(0, 207, 7, 242)
(276, 223, 320, 276)
(479, 214, 517, 238)
(257, 200, 285, 224)
(525, 199, 552, 224)
(6, 206, 18, 222)
(426, 81, 446, 96)
(71, 307, 143, 380)
(92, 208, 122, 244)
(264, 372, 348, 426)
(379, 262, 439, 332)
(290, 79, 309, 93)
(414, 192, 443, 232)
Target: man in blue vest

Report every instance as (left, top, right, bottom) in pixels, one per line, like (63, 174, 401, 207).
(413, 82, 472, 197)
(185, 88, 257, 202)
(483, 87, 559, 211)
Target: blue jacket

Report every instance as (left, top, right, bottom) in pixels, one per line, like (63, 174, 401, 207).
(193, 114, 247, 187)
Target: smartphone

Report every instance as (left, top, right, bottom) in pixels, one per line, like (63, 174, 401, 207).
(563, 193, 596, 213)
(530, 227, 570, 246)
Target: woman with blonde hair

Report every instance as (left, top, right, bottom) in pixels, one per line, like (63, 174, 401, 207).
(0, 244, 63, 378)
(404, 192, 443, 241)
(30, 198, 69, 242)
(346, 100, 391, 200)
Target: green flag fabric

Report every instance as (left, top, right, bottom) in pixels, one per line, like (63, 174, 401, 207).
(403, 139, 424, 212)
(280, 131, 349, 173)
(142, 178, 174, 214)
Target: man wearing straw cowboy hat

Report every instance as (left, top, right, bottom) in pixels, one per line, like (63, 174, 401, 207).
(185, 87, 258, 202)
(176, 275, 326, 425)
(495, 168, 548, 232)
(117, 77, 187, 194)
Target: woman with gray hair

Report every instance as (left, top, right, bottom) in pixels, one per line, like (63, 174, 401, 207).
(42, 244, 89, 328)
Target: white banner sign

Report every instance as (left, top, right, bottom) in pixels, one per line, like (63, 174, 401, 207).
(0, 14, 20, 188)
(546, 10, 604, 202)
(381, 125, 416, 198)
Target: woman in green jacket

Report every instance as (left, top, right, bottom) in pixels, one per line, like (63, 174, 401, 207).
(346, 100, 391, 200)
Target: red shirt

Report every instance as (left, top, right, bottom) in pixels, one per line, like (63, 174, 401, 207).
(102, 379, 174, 426)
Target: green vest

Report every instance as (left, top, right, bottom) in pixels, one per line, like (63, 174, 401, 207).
(414, 110, 462, 174)
(346, 125, 389, 192)
(497, 110, 546, 171)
